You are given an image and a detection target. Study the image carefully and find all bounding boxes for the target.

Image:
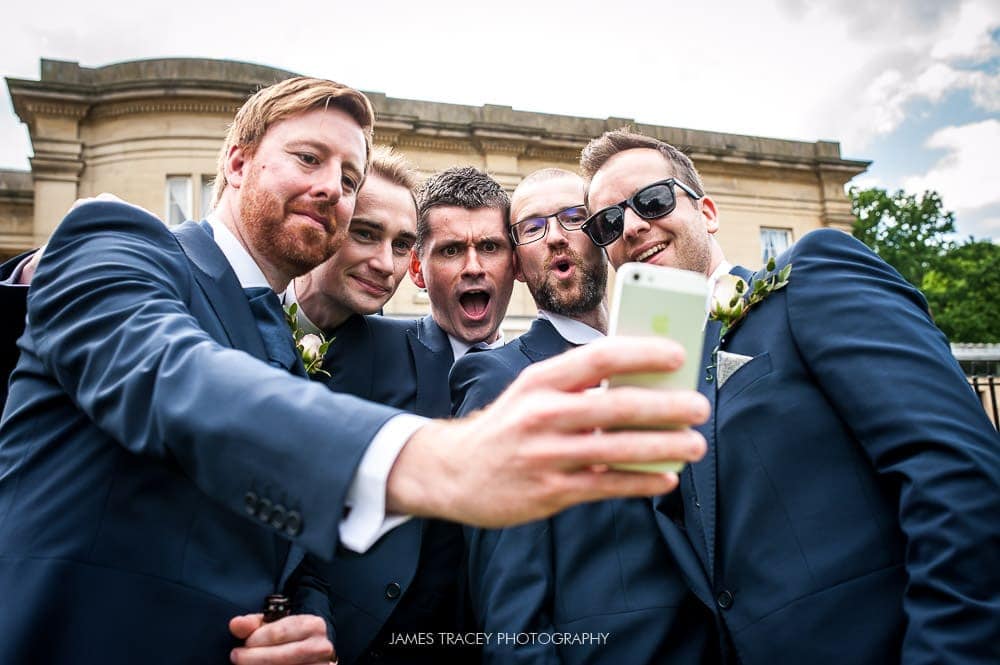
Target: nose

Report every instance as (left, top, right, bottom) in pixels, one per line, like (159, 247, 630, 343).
(461, 248, 486, 278)
(312, 163, 344, 203)
(622, 208, 651, 242)
(369, 241, 394, 276)
(545, 218, 569, 248)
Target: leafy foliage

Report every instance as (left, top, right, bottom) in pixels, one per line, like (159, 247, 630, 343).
(850, 187, 998, 343)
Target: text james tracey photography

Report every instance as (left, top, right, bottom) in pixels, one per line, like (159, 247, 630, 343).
(389, 632, 612, 647)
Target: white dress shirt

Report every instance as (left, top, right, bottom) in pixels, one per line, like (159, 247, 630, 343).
(449, 330, 506, 362)
(537, 310, 605, 345)
(206, 215, 424, 552)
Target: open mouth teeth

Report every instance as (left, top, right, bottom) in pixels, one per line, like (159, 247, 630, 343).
(636, 243, 668, 262)
(459, 290, 490, 317)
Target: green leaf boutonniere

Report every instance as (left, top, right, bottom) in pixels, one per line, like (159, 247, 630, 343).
(705, 256, 792, 381)
(284, 302, 333, 378)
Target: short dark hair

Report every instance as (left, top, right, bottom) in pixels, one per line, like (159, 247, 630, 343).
(579, 129, 705, 199)
(414, 166, 510, 256)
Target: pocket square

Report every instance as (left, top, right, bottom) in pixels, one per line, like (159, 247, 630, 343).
(716, 350, 754, 388)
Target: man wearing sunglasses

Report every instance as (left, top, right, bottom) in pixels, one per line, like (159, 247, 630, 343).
(580, 129, 1000, 664)
(451, 168, 715, 664)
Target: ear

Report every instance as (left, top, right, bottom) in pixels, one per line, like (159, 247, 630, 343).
(512, 249, 526, 283)
(700, 195, 720, 235)
(409, 250, 426, 289)
(224, 145, 249, 190)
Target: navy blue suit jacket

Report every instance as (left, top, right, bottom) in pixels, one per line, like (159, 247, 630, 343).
(0, 203, 405, 663)
(659, 229, 1000, 664)
(451, 318, 716, 664)
(320, 314, 468, 664)
(0, 251, 33, 406)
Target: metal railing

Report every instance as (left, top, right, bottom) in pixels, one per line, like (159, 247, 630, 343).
(969, 375, 999, 430)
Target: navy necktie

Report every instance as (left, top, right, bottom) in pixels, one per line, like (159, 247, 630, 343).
(243, 287, 305, 377)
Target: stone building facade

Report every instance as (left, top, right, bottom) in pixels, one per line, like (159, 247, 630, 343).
(2, 58, 869, 332)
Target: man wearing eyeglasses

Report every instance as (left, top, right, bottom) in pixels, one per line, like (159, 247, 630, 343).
(451, 168, 716, 665)
(580, 129, 1000, 664)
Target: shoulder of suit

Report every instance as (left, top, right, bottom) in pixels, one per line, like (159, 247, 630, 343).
(363, 314, 419, 339)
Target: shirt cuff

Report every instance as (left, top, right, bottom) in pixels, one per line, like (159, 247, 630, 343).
(338, 413, 428, 553)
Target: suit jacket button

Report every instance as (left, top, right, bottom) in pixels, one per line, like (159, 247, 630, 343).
(284, 511, 302, 536)
(385, 582, 401, 600)
(717, 589, 735, 610)
(257, 497, 272, 521)
(244, 491, 258, 516)
(269, 504, 287, 529)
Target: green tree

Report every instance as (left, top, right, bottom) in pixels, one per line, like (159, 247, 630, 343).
(850, 187, 956, 287)
(921, 239, 1000, 343)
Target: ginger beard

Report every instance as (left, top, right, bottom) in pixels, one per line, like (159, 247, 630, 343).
(528, 247, 607, 318)
(239, 165, 344, 279)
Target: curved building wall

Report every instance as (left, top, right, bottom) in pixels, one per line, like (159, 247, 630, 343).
(5, 58, 869, 331)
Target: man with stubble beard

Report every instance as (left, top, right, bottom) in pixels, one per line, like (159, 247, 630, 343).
(451, 168, 716, 665)
(581, 128, 1000, 664)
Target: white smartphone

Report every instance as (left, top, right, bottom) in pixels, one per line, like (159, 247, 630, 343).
(606, 262, 708, 473)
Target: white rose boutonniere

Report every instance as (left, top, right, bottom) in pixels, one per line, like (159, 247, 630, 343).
(283, 303, 332, 378)
(705, 256, 791, 381)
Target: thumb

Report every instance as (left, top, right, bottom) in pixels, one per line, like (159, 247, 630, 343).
(228, 613, 264, 640)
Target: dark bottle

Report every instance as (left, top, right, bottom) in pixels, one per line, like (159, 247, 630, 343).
(262, 593, 291, 623)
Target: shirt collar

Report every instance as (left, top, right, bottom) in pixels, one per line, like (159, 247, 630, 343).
(207, 213, 271, 290)
(537, 310, 604, 345)
(449, 331, 506, 363)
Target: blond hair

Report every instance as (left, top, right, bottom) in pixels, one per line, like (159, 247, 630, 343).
(213, 76, 375, 205)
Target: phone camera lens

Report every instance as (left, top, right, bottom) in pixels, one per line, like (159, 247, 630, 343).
(632, 273, 640, 281)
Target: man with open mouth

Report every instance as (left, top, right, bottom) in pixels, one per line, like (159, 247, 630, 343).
(452, 168, 715, 664)
(314, 165, 516, 665)
(409, 166, 516, 359)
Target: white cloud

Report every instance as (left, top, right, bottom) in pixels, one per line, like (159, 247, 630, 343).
(903, 119, 1000, 213)
(930, 0, 1000, 60)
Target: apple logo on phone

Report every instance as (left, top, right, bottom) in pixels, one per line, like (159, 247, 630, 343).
(652, 313, 671, 336)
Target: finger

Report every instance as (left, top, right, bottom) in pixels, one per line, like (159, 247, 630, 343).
(542, 428, 708, 469)
(514, 337, 686, 393)
(517, 386, 710, 434)
(230, 636, 334, 665)
(244, 614, 328, 648)
(229, 614, 264, 640)
(555, 468, 681, 509)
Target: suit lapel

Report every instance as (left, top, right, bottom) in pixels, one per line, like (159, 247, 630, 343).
(322, 314, 375, 398)
(683, 264, 755, 580)
(520, 318, 572, 363)
(172, 221, 269, 363)
(173, 221, 304, 590)
(407, 316, 453, 418)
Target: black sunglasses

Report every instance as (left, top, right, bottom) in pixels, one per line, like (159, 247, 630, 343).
(509, 205, 589, 246)
(582, 178, 702, 247)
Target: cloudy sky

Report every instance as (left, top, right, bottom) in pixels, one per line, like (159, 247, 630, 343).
(2, 0, 997, 239)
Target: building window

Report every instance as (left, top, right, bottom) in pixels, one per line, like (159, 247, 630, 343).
(201, 176, 215, 218)
(760, 227, 792, 264)
(165, 176, 193, 227)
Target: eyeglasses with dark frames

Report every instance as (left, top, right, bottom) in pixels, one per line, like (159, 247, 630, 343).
(581, 178, 702, 247)
(509, 205, 589, 246)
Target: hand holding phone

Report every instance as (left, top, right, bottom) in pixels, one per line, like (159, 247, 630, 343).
(607, 262, 708, 473)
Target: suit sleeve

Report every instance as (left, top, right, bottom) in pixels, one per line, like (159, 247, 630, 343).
(786, 229, 1000, 662)
(286, 554, 337, 646)
(451, 352, 562, 664)
(27, 202, 405, 559)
